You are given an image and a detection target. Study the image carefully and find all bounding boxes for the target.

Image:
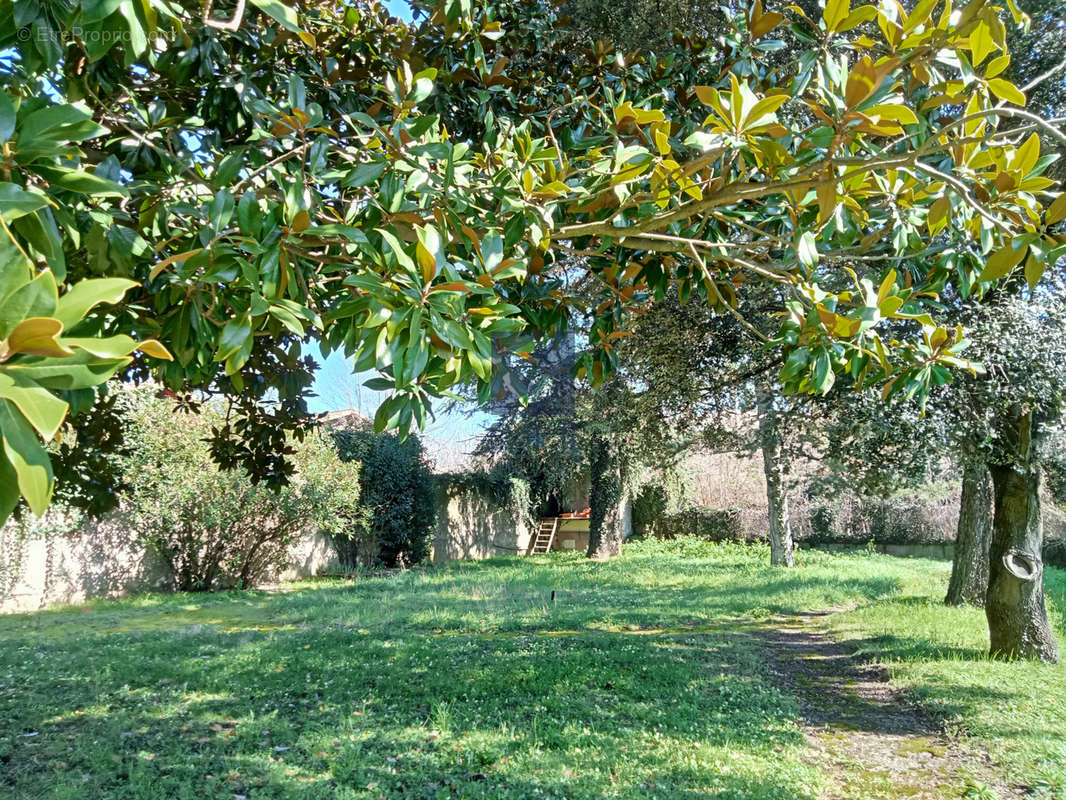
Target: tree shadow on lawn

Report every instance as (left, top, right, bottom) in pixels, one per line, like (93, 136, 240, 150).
(0, 554, 924, 799)
(845, 631, 986, 662)
(753, 625, 1000, 734)
(0, 573, 899, 643)
(843, 629, 1066, 760)
(0, 551, 908, 644)
(704, 574, 902, 612)
(897, 676, 1048, 739)
(0, 624, 822, 799)
(280, 569, 902, 635)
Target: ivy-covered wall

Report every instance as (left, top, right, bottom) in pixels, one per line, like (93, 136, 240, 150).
(432, 472, 534, 562)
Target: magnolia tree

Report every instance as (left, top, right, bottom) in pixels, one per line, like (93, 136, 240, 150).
(1, 0, 1065, 653)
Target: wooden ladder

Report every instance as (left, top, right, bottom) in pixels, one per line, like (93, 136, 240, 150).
(530, 517, 559, 554)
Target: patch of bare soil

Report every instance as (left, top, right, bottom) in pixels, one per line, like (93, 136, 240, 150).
(754, 609, 1023, 800)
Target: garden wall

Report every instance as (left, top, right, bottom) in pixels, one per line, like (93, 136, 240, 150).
(815, 542, 955, 559)
(432, 473, 533, 562)
(0, 514, 338, 614)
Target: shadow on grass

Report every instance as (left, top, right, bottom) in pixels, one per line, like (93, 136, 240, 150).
(753, 624, 1004, 742)
(846, 632, 987, 662)
(0, 566, 905, 645)
(0, 550, 964, 799)
(0, 624, 819, 799)
(708, 574, 902, 612)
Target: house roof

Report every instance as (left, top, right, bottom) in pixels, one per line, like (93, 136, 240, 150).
(316, 408, 371, 429)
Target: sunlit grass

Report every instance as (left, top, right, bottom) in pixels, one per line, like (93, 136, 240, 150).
(826, 561, 1066, 794)
(0, 540, 1061, 798)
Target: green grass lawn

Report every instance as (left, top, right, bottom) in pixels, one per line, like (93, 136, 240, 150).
(825, 558, 1066, 797)
(0, 539, 1063, 799)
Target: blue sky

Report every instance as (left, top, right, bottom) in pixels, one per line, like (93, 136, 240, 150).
(383, 0, 413, 20)
(307, 342, 490, 470)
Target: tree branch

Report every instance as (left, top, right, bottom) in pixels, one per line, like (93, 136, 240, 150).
(201, 0, 247, 32)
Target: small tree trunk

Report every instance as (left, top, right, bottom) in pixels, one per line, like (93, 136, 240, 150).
(757, 383, 794, 567)
(985, 411, 1058, 662)
(587, 434, 627, 559)
(946, 461, 992, 606)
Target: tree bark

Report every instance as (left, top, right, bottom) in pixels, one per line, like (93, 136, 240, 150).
(946, 461, 993, 606)
(757, 383, 794, 567)
(587, 434, 627, 559)
(985, 411, 1059, 662)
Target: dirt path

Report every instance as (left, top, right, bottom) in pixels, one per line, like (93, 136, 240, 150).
(754, 609, 1022, 800)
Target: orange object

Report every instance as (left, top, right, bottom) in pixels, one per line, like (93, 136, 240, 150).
(559, 508, 591, 519)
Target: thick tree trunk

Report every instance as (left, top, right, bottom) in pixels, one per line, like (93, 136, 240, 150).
(985, 411, 1059, 662)
(946, 461, 992, 606)
(587, 434, 627, 559)
(757, 383, 794, 567)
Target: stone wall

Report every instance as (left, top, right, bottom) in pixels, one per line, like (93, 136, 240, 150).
(813, 542, 955, 560)
(0, 513, 339, 614)
(0, 513, 168, 613)
(278, 532, 341, 581)
(432, 474, 532, 562)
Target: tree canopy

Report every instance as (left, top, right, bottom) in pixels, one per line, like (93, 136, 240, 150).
(1, 0, 1064, 524)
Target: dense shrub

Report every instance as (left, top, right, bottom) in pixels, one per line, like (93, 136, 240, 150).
(123, 389, 363, 591)
(631, 484, 668, 539)
(656, 507, 746, 541)
(332, 426, 436, 568)
(793, 485, 958, 545)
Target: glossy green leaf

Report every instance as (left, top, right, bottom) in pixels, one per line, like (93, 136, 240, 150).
(0, 372, 69, 440)
(249, 0, 302, 32)
(0, 183, 49, 221)
(0, 91, 15, 144)
(215, 316, 253, 363)
(3, 349, 131, 390)
(0, 271, 58, 340)
(0, 451, 18, 522)
(54, 278, 137, 329)
(0, 398, 53, 515)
